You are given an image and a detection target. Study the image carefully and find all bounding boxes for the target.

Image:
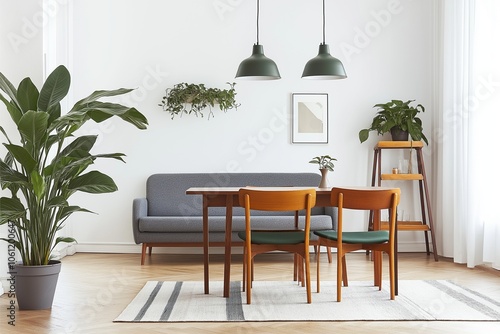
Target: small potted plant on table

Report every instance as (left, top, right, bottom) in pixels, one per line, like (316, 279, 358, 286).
(309, 155, 337, 188)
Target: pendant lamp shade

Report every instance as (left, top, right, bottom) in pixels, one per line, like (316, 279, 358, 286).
(302, 44, 346, 79)
(236, 44, 281, 80)
(235, 0, 281, 80)
(302, 0, 347, 80)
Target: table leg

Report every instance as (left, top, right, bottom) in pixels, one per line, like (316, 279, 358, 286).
(223, 195, 233, 298)
(203, 196, 209, 294)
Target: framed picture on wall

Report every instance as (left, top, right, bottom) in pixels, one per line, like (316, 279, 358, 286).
(291, 93, 328, 143)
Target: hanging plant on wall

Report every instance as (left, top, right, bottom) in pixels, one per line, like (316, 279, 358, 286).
(159, 82, 240, 119)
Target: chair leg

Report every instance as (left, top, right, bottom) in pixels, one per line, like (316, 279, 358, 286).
(242, 247, 246, 292)
(389, 251, 395, 300)
(327, 247, 332, 263)
(337, 251, 343, 302)
(298, 256, 305, 287)
(305, 252, 312, 304)
(342, 256, 348, 287)
(246, 250, 252, 304)
(293, 254, 298, 282)
(373, 251, 382, 289)
(316, 245, 321, 293)
(251, 258, 255, 287)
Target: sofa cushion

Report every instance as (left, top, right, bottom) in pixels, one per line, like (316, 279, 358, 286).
(138, 215, 333, 233)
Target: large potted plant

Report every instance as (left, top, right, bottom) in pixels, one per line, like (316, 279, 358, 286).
(358, 99, 428, 145)
(0, 65, 148, 309)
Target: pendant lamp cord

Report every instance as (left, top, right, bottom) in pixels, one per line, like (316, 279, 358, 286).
(256, 0, 260, 45)
(322, 0, 326, 45)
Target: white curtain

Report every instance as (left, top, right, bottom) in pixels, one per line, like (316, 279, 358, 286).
(437, 0, 500, 269)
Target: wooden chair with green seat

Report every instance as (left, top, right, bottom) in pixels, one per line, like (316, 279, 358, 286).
(314, 187, 400, 301)
(238, 187, 316, 304)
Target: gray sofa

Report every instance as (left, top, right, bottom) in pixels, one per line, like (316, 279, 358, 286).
(132, 173, 336, 264)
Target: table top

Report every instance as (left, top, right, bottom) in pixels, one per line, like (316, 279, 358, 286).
(186, 186, 399, 195)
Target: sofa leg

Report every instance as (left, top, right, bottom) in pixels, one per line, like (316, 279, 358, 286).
(141, 243, 147, 265)
(148, 246, 152, 256)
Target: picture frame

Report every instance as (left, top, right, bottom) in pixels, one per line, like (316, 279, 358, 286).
(291, 93, 328, 143)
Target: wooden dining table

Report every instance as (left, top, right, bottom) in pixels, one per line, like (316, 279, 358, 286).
(185, 186, 397, 298)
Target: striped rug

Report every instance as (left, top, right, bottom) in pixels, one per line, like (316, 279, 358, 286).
(114, 280, 500, 322)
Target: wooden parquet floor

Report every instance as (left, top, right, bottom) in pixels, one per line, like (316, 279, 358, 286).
(1, 251, 499, 333)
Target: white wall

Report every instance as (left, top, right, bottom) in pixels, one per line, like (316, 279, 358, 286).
(0, 0, 437, 264)
(0, 0, 44, 295)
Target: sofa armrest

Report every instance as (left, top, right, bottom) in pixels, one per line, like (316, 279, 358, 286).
(132, 198, 148, 243)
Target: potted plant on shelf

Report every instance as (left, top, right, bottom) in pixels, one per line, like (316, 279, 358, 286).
(0, 65, 148, 309)
(309, 155, 337, 188)
(159, 82, 240, 119)
(358, 99, 428, 145)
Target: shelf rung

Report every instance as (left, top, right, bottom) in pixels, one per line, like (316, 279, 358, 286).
(381, 174, 423, 180)
(381, 221, 430, 231)
(376, 141, 424, 148)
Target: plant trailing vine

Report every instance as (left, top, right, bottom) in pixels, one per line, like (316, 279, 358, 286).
(159, 82, 240, 119)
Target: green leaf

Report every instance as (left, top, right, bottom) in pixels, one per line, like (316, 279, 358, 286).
(4, 144, 37, 173)
(81, 102, 149, 129)
(68, 170, 118, 193)
(359, 129, 370, 143)
(54, 236, 77, 246)
(17, 77, 39, 113)
(47, 102, 61, 126)
(37, 65, 70, 112)
(60, 205, 93, 220)
(93, 152, 126, 163)
(73, 88, 134, 107)
(0, 92, 23, 125)
(0, 71, 21, 111)
(17, 110, 49, 149)
(30, 169, 45, 200)
(0, 197, 26, 222)
(118, 107, 149, 129)
(56, 236, 77, 243)
(0, 126, 12, 144)
(46, 196, 68, 207)
(60, 135, 97, 157)
(0, 159, 28, 184)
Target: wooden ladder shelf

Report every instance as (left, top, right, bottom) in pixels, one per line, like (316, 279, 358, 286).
(371, 141, 438, 261)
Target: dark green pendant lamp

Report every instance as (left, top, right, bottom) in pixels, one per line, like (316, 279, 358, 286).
(235, 0, 281, 80)
(302, 0, 347, 80)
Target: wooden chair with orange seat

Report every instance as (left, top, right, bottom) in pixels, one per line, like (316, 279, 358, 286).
(238, 187, 316, 304)
(314, 187, 400, 301)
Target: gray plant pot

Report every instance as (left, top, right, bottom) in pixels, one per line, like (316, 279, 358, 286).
(13, 260, 61, 310)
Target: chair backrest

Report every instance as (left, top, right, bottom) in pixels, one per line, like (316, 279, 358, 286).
(238, 187, 317, 213)
(330, 187, 400, 236)
(239, 187, 316, 234)
(330, 187, 400, 211)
